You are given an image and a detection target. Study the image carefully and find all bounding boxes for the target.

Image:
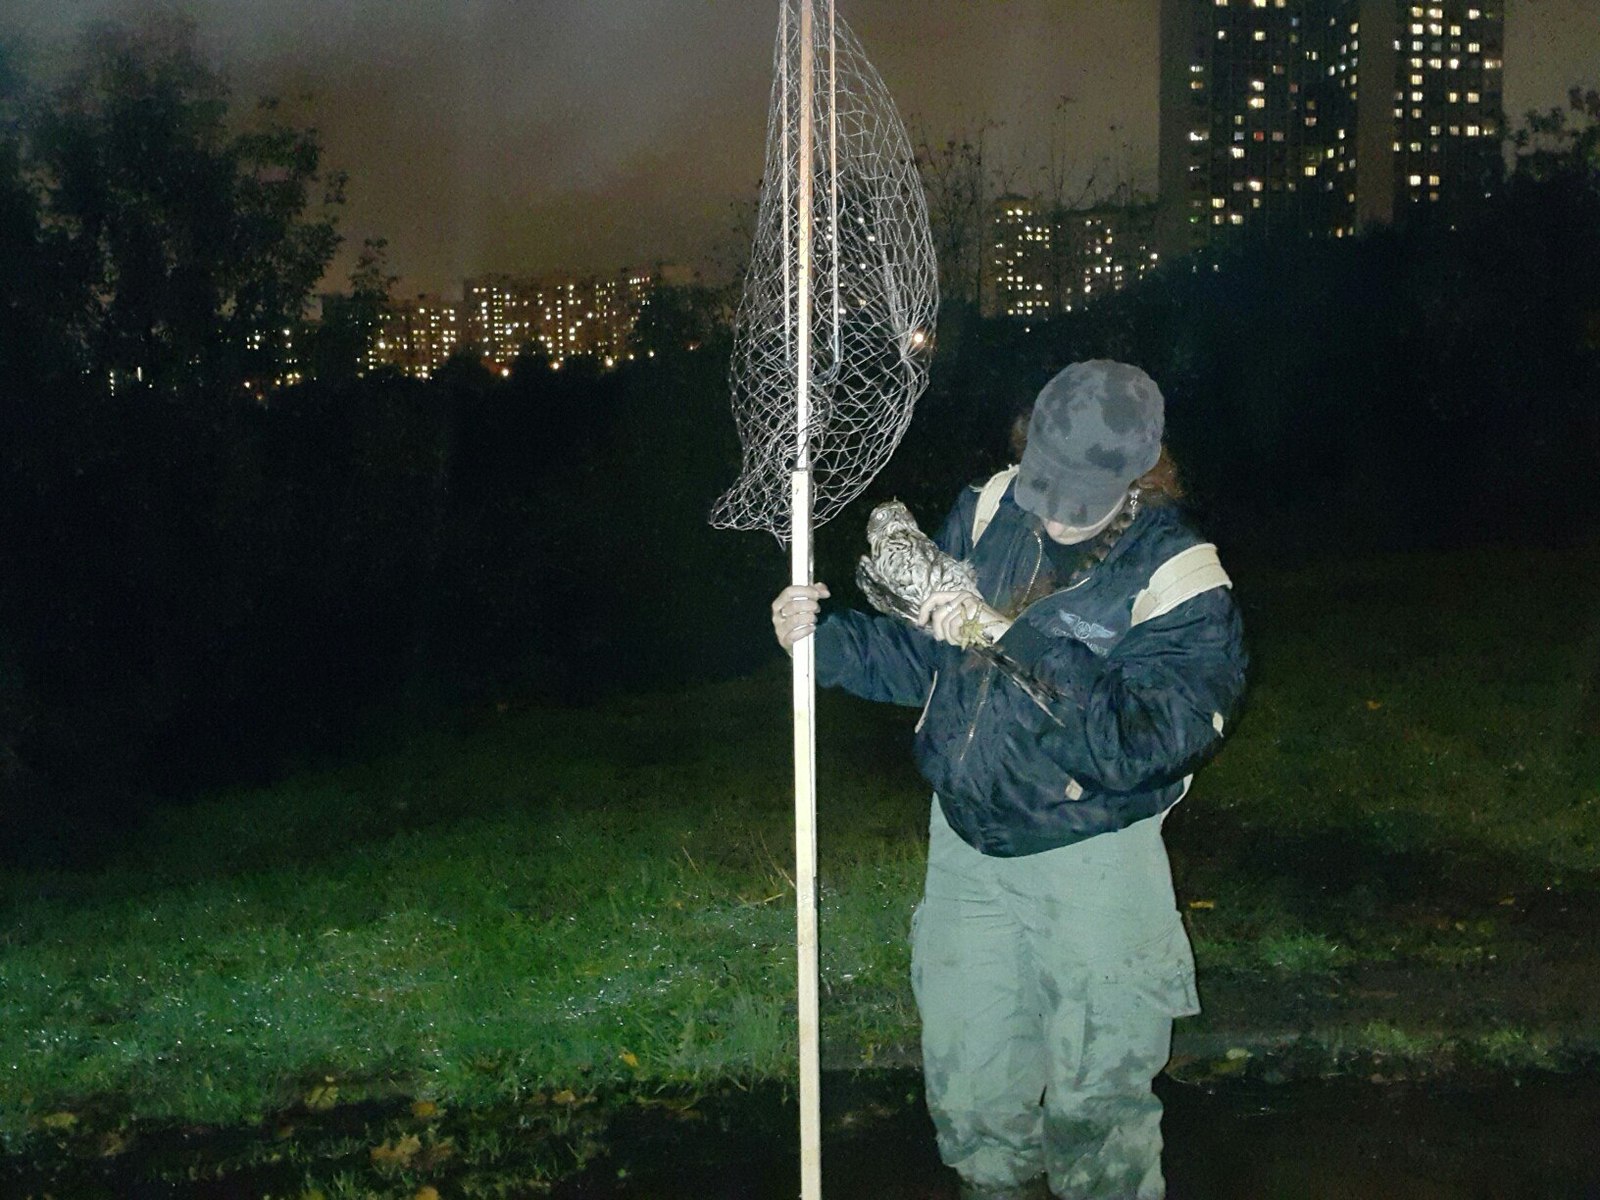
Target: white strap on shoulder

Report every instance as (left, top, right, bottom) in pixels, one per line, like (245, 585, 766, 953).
(971, 466, 1019, 546)
(1131, 543, 1231, 627)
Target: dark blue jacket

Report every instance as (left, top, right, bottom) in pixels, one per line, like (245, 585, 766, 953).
(815, 479, 1248, 856)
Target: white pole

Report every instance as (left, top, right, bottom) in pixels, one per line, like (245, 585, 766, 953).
(792, 2, 822, 1197)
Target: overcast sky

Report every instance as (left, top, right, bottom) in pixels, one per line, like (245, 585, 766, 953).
(6, 0, 1596, 295)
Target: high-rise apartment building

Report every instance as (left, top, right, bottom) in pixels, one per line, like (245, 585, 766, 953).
(462, 274, 526, 364)
(1158, 0, 1503, 256)
(373, 294, 460, 378)
(991, 196, 1057, 319)
(457, 266, 681, 368)
(988, 198, 1160, 319)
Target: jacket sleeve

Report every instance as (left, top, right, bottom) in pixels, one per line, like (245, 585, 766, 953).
(815, 610, 939, 707)
(992, 585, 1247, 792)
(812, 486, 978, 708)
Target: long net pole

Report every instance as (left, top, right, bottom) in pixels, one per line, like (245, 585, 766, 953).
(790, 3, 822, 1194)
(711, 2, 937, 1190)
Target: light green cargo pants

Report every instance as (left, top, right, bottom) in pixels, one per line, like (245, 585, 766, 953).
(911, 799, 1200, 1200)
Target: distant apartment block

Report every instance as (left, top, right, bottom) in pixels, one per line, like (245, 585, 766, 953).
(372, 294, 460, 378)
(1158, 0, 1504, 256)
(460, 265, 693, 369)
(988, 196, 1161, 319)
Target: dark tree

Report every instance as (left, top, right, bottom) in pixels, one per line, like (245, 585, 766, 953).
(307, 236, 396, 384)
(29, 12, 341, 394)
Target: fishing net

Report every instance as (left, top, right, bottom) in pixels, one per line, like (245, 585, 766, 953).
(710, 0, 938, 540)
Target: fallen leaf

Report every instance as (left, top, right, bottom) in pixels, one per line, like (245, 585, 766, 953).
(619, 1050, 640, 1069)
(411, 1099, 439, 1120)
(40, 1112, 78, 1131)
(552, 1089, 579, 1105)
(415, 1188, 442, 1200)
(1186, 899, 1216, 910)
(304, 1083, 339, 1111)
(371, 1133, 423, 1168)
(420, 1139, 456, 1167)
(1365, 699, 1383, 711)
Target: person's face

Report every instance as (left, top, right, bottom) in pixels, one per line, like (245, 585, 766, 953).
(1042, 519, 1089, 545)
(1040, 494, 1126, 545)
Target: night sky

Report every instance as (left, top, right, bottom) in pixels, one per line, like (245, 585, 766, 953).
(6, 0, 1597, 295)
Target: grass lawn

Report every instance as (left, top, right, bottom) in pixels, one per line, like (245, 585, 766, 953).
(2, 541, 1598, 1191)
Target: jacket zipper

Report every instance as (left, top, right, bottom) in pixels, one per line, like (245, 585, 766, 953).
(957, 527, 1044, 764)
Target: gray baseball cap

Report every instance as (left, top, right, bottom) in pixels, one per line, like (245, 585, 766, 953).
(1014, 360, 1164, 525)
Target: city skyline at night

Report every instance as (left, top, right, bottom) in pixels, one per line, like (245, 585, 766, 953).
(3, 0, 1591, 295)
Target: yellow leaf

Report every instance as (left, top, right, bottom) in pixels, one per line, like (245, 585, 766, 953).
(41, 1111, 78, 1130)
(415, 1188, 442, 1200)
(370, 1133, 423, 1168)
(411, 1099, 439, 1119)
(1365, 699, 1383, 711)
(304, 1083, 339, 1111)
(1187, 899, 1216, 910)
(552, 1088, 579, 1105)
(619, 1050, 640, 1069)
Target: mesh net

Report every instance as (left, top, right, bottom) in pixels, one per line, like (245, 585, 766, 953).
(710, 0, 938, 541)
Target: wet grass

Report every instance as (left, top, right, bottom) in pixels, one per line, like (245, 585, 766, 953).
(1170, 543, 1600, 978)
(2, 541, 1598, 1193)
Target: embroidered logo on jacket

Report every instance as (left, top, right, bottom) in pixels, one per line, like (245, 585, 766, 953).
(1055, 611, 1116, 654)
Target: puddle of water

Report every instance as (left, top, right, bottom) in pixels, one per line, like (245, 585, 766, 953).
(551, 1069, 1600, 1199)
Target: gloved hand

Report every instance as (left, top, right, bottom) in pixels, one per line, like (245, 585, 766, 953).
(917, 589, 1012, 649)
(772, 583, 830, 655)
